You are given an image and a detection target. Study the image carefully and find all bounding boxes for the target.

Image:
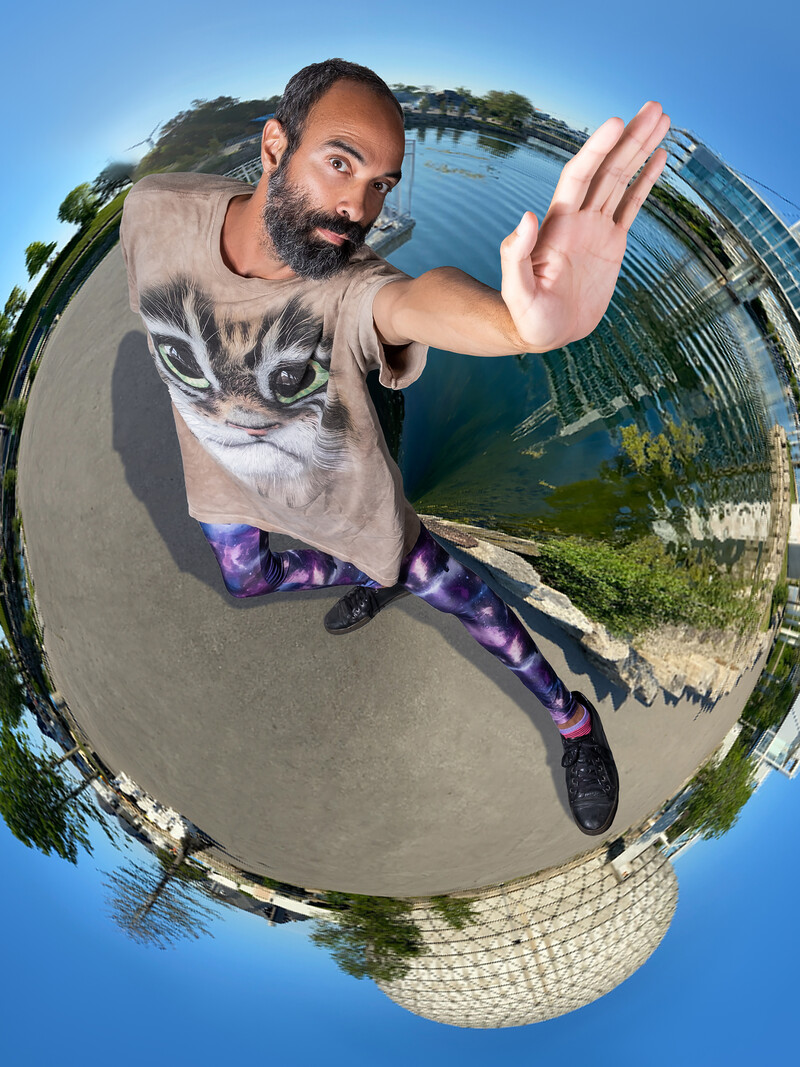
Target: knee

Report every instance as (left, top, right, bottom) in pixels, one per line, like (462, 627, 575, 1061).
(220, 571, 271, 599)
(221, 576, 256, 599)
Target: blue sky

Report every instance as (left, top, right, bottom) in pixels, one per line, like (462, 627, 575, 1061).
(2, 0, 798, 302)
(2, 0, 800, 1060)
(2, 758, 796, 1065)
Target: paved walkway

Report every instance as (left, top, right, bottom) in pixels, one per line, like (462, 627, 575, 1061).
(17, 247, 763, 896)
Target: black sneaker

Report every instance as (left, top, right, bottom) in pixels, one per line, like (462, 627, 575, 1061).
(323, 584, 411, 635)
(560, 692, 619, 836)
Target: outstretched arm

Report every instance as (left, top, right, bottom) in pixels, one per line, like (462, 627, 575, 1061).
(373, 101, 670, 356)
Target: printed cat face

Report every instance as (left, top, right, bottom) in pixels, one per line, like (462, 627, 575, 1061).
(139, 279, 352, 498)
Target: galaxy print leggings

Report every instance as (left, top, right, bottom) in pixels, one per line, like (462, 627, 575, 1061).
(199, 520, 579, 730)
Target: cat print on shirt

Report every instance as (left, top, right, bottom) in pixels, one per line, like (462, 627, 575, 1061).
(139, 278, 352, 505)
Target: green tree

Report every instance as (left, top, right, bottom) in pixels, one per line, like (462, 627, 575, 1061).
(135, 94, 280, 175)
(25, 240, 58, 279)
(670, 744, 755, 841)
(429, 895, 477, 930)
(91, 161, 134, 204)
(2, 397, 27, 432)
(619, 423, 650, 473)
(418, 95, 430, 114)
(4, 286, 27, 320)
(771, 580, 789, 614)
(0, 312, 11, 354)
(647, 432, 674, 479)
(483, 90, 534, 127)
(57, 183, 100, 229)
(741, 662, 799, 732)
(0, 648, 26, 731)
(21, 605, 42, 642)
(0, 728, 94, 863)
(619, 418, 705, 479)
(310, 892, 424, 982)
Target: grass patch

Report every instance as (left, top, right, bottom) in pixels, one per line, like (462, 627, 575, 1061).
(534, 534, 756, 638)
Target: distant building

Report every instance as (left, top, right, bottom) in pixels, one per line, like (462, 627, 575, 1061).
(780, 581, 800, 646)
(749, 694, 800, 778)
(669, 130, 800, 322)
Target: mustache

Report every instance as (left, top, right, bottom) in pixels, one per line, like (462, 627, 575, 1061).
(303, 211, 369, 245)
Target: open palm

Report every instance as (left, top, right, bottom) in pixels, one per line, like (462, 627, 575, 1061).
(500, 101, 670, 352)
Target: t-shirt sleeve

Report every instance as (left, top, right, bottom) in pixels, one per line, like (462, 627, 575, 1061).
(346, 258, 428, 391)
(119, 190, 140, 314)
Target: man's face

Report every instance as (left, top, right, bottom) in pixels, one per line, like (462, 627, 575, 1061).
(261, 81, 405, 280)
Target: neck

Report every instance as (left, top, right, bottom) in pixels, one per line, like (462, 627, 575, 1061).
(220, 180, 296, 281)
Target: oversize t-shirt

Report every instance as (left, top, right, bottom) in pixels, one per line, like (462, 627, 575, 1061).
(119, 172, 428, 586)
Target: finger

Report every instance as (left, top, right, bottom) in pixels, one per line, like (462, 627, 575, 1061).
(547, 116, 625, 212)
(499, 211, 540, 311)
(583, 103, 669, 214)
(599, 111, 670, 216)
(614, 147, 668, 231)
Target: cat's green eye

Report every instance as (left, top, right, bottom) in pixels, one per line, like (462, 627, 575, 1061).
(276, 358, 329, 404)
(158, 342, 210, 390)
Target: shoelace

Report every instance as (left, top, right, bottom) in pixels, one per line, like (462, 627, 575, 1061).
(561, 738, 612, 797)
(345, 585, 378, 616)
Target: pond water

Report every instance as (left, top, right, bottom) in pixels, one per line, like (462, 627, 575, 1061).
(384, 127, 790, 564)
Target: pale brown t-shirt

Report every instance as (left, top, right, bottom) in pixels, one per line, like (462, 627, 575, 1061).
(119, 172, 428, 585)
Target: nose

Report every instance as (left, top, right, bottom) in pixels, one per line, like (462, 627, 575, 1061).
(336, 183, 370, 224)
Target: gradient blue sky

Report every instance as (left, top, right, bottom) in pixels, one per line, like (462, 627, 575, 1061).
(2, 759, 796, 1065)
(2, 0, 798, 301)
(2, 0, 799, 1061)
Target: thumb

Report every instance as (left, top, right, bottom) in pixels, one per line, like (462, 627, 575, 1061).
(500, 211, 539, 311)
(505, 210, 539, 257)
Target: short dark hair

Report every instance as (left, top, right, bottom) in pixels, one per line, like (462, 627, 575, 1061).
(275, 59, 403, 152)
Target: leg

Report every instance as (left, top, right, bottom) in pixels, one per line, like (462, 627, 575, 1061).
(397, 523, 618, 835)
(319, 520, 618, 834)
(397, 524, 586, 735)
(199, 522, 381, 599)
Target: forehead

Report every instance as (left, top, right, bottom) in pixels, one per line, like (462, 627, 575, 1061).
(300, 81, 405, 166)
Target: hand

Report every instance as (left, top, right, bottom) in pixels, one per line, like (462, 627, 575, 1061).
(499, 101, 670, 353)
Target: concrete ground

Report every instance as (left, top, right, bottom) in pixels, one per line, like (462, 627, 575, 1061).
(16, 246, 762, 896)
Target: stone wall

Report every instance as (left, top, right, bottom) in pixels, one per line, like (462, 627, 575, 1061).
(419, 428, 790, 704)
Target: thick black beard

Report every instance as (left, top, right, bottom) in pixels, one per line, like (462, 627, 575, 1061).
(262, 158, 372, 280)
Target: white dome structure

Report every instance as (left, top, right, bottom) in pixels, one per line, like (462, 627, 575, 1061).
(378, 845, 678, 1028)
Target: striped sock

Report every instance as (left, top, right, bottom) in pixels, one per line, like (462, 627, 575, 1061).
(559, 701, 591, 739)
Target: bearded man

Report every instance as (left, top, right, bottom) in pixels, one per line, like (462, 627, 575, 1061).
(120, 58, 669, 836)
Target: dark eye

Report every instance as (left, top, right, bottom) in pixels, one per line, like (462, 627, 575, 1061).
(273, 359, 329, 404)
(155, 339, 210, 389)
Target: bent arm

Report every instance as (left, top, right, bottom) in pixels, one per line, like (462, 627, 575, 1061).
(373, 268, 530, 357)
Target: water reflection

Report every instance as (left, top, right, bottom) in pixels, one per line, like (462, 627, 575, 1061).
(3, 111, 800, 1027)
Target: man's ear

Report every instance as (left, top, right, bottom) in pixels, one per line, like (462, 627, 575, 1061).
(261, 118, 288, 173)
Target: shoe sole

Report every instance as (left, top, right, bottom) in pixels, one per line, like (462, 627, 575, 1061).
(570, 692, 620, 836)
(323, 588, 412, 636)
(324, 614, 374, 636)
